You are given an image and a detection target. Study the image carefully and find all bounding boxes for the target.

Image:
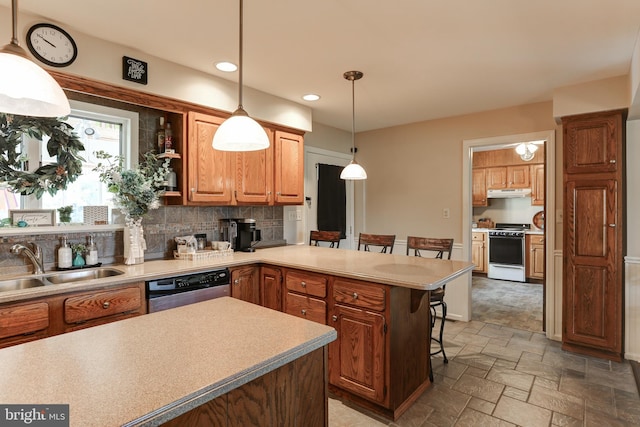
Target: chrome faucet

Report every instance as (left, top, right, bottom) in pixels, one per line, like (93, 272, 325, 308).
(10, 242, 45, 274)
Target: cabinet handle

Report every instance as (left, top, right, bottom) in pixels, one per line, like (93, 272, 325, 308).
(332, 315, 338, 322)
(301, 281, 306, 288)
(352, 292, 358, 299)
(301, 309, 307, 316)
(102, 301, 111, 309)
(234, 279, 240, 284)
(191, 188, 195, 193)
(610, 159, 616, 164)
(608, 223, 616, 227)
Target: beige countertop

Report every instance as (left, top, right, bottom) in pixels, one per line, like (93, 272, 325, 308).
(0, 297, 336, 426)
(0, 246, 475, 304)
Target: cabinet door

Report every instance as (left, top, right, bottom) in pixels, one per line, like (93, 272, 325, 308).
(531, 164, 545, 206)
(507, 165, 530, 188)
(0, 301, 49, 348)
(471, 233, 486, 273)
(187, 112, 234, 204)
(563, 179, 620, 355)
(329, 304, 386, 403)
(472, 169, 488, 207)
(231, 265, 260, 305)
(260, 266, 282, 311)
(526, 234, 545, 279)
(486, 167, 507, 189)
(563, 111, 623, 175)
(274, 130, 304, 204)
(235, 128, 274, 205)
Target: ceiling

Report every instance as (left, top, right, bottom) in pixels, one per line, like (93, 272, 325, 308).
(3, 0, 640, 132)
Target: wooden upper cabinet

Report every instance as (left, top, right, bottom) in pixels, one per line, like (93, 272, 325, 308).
(187, 112, 233, 204)
(472, 169, 488, 207)
(234, 128, 274, 205)
(274, 130, 304, 204)
(563, 110, 624, 175)
(531, 164, 545, 206)
(486, 165, 530, 189)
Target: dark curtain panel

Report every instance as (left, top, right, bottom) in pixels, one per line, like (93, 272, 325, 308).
(317, 163, 346, 239)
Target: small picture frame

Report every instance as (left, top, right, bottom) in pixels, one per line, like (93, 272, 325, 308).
(10, 209, 56, 226)
(122, 56, 148, 85)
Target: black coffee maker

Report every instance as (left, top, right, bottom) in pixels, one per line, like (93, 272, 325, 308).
(223, 218, 261, 252)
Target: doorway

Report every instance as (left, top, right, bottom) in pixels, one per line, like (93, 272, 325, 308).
(462, 130, 558, 340)
(303, 147, 354, 249)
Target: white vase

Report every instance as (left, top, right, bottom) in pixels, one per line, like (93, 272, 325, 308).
(124, 218, 146, 265)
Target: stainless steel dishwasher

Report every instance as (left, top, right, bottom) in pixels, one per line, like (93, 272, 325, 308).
(145, 268, 230, 313)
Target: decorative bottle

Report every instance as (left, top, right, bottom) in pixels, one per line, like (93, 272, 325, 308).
(164, 121, 173, 152)
(86, 235, 99, 265)
(156, 116, 165, 154)
(58, 236, 72, 269)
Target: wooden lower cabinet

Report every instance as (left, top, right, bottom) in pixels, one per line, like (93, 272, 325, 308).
(230, 265, 260, 305)
(471, 232, 487, 273)
(258, 266, 432, 420)
(0, 301, 50, 347)
(526, 234, 545, 280)
(162, 347, 328, 427)
(0, 282, 146, 348)
(284, 269, 327, 324)
(260, 265, 283, 311)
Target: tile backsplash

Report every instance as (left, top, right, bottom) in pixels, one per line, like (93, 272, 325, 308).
(0, 205, 284, 275)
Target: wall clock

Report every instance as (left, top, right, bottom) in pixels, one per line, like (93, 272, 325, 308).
(26, 23, 78, 68)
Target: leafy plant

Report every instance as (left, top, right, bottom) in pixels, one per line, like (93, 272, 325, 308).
(93, 150, 170, 221)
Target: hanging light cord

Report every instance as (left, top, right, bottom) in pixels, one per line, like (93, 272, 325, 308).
(350, 75, 355, 155)
(10, 0, 19, 46)
(237, 0, 245, 113)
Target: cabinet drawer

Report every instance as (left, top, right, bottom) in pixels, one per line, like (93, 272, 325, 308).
(64, 287, 142, 324)
(285, 270, 327, 298)
(332, 279, 386, 311)
(529, 234, 544, 245)
(285, 292, 326, 324)
(0, 302, 49, 339)
(472, 232, 486, 242)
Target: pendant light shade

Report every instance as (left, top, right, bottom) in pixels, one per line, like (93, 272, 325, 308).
(0, 0, 70, 117)
(340, 70, 367, 180)
(515, 142, 539, 161)
(212, 0, 269, 152)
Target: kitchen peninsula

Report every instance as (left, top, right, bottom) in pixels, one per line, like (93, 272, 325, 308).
(0, 245, 474, 424)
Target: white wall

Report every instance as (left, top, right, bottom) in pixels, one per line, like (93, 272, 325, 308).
(0, 6, 312, 132)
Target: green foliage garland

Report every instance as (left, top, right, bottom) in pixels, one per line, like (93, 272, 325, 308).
(0, 113, 85, 198)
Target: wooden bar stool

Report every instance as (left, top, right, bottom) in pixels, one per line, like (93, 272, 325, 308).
(406, 236, 454, 381)
(309, 230, 341, 248)
(357, 233, 396, 254)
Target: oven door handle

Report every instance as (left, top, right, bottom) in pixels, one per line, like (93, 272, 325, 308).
(489, 263, 523, 269)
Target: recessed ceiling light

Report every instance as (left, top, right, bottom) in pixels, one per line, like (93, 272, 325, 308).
(302, 94, 320, 101)
(216, 61, 238, 72)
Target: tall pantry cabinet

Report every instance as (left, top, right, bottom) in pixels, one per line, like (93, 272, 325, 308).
(561, 109, 626, 362)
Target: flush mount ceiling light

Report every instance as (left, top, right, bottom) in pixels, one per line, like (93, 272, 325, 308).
(0, 0, 70, 117)
(212, 0, 269, 152)
(215, 61, 237, 72)
(340, 70, 367, 180)
(515, 142, 539, 161)
(302, 93, 320, 101)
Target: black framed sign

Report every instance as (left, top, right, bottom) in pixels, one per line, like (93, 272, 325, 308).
(122, 56, 148, 85)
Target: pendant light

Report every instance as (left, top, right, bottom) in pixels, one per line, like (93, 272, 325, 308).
(0, 0, 70, 117)
(212, 0, 269, 152)
(340, 70, 367, 180)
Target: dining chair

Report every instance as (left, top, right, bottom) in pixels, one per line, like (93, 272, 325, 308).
(406, 236, 454, 381)
(357, 233, 396, 254)
(309, 230, 341, 248)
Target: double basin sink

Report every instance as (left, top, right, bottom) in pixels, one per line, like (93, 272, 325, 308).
(0, 268, 124, 292)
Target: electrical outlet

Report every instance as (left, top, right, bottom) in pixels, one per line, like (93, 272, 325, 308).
(296, 210, 302, 221)
(287, 211, 296, 221)
(443, 208, 450, 219)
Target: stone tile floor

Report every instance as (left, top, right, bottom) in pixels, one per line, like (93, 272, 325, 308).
(328, 278, 640, 426)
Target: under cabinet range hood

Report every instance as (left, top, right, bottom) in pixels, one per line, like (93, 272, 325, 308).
(486, 188, 532, 198)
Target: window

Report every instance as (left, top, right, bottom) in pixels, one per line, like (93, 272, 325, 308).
(1, 100, 138, 223)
